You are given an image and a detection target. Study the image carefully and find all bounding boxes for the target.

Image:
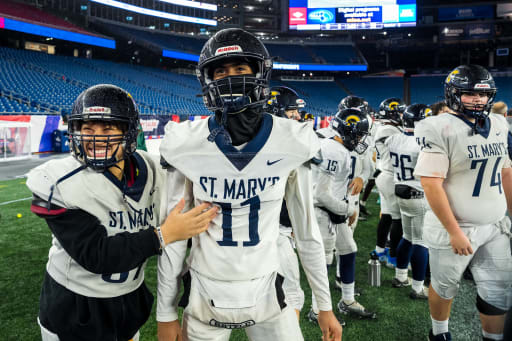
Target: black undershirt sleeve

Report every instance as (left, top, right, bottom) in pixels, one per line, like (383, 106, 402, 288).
(42, 208, 161, 274)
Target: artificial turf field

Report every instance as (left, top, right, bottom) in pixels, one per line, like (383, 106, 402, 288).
(0, 177, 481, 340)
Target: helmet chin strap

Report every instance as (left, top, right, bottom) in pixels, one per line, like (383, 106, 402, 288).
(208, 105, 232, 144)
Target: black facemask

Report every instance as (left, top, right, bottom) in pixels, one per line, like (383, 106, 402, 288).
(215, 108, 263, 146)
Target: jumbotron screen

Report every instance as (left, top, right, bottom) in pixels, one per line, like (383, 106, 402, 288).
(289, 0, 416, 31)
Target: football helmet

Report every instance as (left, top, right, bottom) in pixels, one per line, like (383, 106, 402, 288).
(197, 28, 273, 115)
(331, 108, 370, 154)
(402, 104, 432, 129)
(444, 64, 497, 119)
(68, 84, 139, 172)
(338, 95, 369, 115)
(267, 86, 305, 118)
(378, 98, 406, 125)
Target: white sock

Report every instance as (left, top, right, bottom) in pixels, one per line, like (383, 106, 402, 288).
(341, 282, 355, 303)
(395, 267, 408, 282)
(361, 200, 366, 206)
(482, 330, 503, 340)
(376, 246, 386, 254)
(311, 292, 319, 314)
(431, 316, 449, 335)
(412, 279, 424, 293)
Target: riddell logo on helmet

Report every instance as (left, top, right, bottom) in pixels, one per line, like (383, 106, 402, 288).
(83, 106, 112, 114)
(474, 83, 491, 89)
(215, 45, 243, 56)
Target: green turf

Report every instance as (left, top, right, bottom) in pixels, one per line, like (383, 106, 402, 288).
(0, 179, 431, 340)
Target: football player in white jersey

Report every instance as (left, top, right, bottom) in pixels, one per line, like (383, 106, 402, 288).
(386, 104, 431, 299)
(372, 98, 405, 268)
(268, 86, 304, 121)
(414, 65, 512, 341)
(308, 108, 376, 321)
(156, 29, 342, 341)
(268, 85, 306, 320)
(26, 85, 217, 341)
(337, 96, 373, 231)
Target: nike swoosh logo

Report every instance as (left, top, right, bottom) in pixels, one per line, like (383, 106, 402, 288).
(267, 159, 283, 166)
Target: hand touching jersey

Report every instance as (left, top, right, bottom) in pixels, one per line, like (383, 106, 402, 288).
(159, 199, 218, 244)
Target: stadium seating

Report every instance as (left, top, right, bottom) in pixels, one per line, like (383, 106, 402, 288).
(342, 77, 405, 110)
(409, 76, 445, 106)
(0, 0, 95, 35)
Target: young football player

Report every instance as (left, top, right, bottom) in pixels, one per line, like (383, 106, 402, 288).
(308, 108, 376, 322)
(372, 98, 406, 269)
(414, 65, 512, 341)
(386, 104, 431, 299)
(268, 86, 304, 121)
(337, 96, 373, 230)
(156, 28, 342, 341)
(26, 84, 217, 341)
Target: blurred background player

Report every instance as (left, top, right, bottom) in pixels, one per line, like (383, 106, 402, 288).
(415, 65, 512, 341)
(267, 86, 305, 121)
(386, 103, 431, 299)
(310, 108, 376, 321)
(268, 85, 307, 320)
(372, 97, 406, 269)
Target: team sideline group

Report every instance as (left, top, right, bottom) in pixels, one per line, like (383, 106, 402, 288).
(26, 28, 512, 341)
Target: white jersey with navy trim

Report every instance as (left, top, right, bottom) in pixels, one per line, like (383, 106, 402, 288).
(158, 114, 333, 317)
(386, 132, 422, 191)
(374, 124, 401, 174)
(26, 152, 166, 298)
(414, 114, 510, 227)
(313, 128, 352, 215)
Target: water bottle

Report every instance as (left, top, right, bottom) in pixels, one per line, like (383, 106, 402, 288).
(368, 252, 381, 287)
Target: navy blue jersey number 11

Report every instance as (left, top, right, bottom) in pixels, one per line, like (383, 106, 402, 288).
(215, 195, 261, 247)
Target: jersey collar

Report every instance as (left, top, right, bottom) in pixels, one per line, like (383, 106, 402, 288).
(103, 152, 148, 202)
(450, 113, 490, 139)
(208, 113, 273, 171)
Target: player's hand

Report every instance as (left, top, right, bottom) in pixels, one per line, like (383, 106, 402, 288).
(318, 310, 342, 341)
(157, 320, 182, 341)
(449, 230, 473, 256)
(160, 199, 218, 244)
(349, 177, 364, 195)
(348, 212, 357, 226)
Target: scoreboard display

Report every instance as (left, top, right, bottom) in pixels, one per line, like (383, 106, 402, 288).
(289, 0, 416, 31)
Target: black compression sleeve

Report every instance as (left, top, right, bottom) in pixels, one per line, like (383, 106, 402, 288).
(44, 208, 161, 274)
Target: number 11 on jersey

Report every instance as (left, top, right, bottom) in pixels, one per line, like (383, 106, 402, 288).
(215, 195, 261, 247)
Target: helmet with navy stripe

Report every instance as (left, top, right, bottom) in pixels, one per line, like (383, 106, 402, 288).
(331, 108, 370, 154)
(197, 28, 273, 115)
(403, 104, 432, 129)
(68, 84, 139, 171)
(444, 64, 497, 119)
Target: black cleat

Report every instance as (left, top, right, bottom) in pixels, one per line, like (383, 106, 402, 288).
(427, 329, 451, 341)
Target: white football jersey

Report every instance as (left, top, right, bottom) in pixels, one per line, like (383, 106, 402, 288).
(160, 115, 320, 281)
(26, 152, 166, 298)
(386, 132, 422, 191)
(415, 114, 510, 227)
(312, 130, 352, 215)
(374, 124, 401, 174)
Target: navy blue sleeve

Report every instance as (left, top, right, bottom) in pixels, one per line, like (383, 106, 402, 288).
(37, 202, 161, 274)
